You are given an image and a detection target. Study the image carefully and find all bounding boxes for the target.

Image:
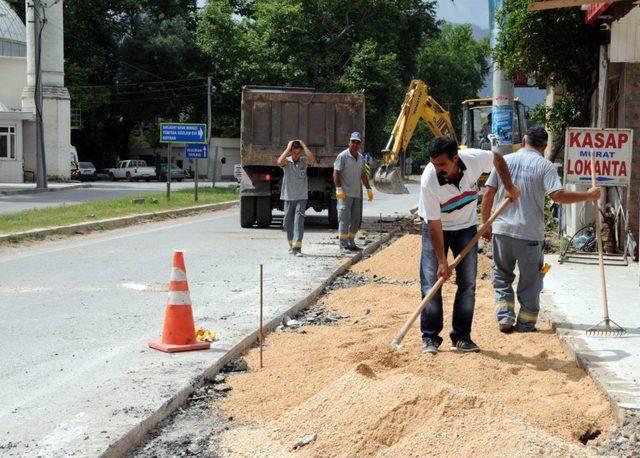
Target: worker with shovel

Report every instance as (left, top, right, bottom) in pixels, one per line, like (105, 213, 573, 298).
(481, 126, 601, 332)
(333, 132, 374, 254)
(278, 139, 315, 257)
(418, 136, 519, 354)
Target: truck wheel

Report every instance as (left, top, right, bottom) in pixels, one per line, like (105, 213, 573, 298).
(109, 173, 116, 181)
(328, 199, 338, 229)
(240, 196, 257, 228)
(126, 172, 132, 182)
(256, 196, 272, 228)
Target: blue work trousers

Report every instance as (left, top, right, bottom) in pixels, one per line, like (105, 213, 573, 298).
(420, 222, 478, 346)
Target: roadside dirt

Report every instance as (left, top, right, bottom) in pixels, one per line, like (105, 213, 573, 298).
(132, 233, 626, 457)
(216, 235, 616, 456)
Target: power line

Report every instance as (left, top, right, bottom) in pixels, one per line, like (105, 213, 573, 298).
(88, 91, 207, 105)
(71, 83, 206, 95)
(69, 77, 208, 90)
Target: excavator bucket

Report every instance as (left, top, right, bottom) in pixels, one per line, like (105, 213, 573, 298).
(373, 164, 409, 194)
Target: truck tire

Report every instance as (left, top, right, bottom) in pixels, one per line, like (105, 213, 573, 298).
(240, 196, 257, 228)
(328, 199, 338, 229)
(256, 196, 272, 228)
(126, 172, 132, 182)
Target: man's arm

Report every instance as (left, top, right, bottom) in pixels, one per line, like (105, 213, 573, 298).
(361, 173, 373, 201)
(481, 185, 497, 241)
(278, 140, 294, 167)
(299, 140, 315, 165)
(549, 187, 600, 204)
(491, 152, 520, 202)
(427, 220, 450, 281)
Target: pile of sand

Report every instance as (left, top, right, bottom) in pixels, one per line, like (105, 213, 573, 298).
(352, 234, 421, 282)
(217, 235, 614, 456)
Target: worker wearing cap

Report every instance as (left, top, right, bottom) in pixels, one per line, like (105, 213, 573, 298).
(418, 136, 519, 354)
(278, 139, 315, 256)
(333, 132, 374, 254)
(482, 125, 601, 332)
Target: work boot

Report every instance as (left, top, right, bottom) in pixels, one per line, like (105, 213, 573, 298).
(450, 339, 480, 353)
(347, 244, 362, 252)
(422, 337, 439, 355)
(294, 251, 303, 257)
(499, 322, 515, 334)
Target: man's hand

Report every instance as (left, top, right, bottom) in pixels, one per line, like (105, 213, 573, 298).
(367, 188, 374, 202)
(336, 187, 345, 200)
(437, 260, 451, 281)
(586, 186, 601, 201)
(481, 224, 492, 241)
(504, 184, 520, 202)
(298, 139, 307, 148)
(286, 140, 294, 151)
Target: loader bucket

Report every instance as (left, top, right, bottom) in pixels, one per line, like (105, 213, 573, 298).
(373, 164, 409, 194)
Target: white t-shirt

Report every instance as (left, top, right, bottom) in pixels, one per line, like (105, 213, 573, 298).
(418, 149, 495, 231)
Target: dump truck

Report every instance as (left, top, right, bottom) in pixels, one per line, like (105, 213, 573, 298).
(239, 86, 366, 228)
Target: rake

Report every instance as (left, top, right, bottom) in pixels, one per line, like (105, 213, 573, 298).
(585, 148, 626, 337)
(390, 198, 511, 350)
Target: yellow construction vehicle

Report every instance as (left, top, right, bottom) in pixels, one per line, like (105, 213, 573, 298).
(373, 80, 527, 194)
(374, 80, 455, 194)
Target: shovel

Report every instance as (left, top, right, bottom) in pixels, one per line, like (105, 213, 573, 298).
(390, 198, 511, 350)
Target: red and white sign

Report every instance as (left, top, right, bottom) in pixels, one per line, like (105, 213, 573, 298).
(563, 127, 633, 187)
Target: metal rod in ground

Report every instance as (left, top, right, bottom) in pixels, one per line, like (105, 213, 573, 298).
(260, 264, 264, 368)
(390, 198, 511, 349)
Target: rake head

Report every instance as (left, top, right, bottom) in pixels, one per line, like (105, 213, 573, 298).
(586, 319, 627, 337)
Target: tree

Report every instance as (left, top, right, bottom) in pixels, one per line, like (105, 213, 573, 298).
(493, 0, 603, 159)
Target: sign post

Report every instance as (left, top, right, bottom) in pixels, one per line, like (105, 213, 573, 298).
(160, 123, 207, 200)
(563, 127, 633, 264)
(185, 144, 209, 203)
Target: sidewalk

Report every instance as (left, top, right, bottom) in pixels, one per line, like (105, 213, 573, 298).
(541, 254, 640, 419)
(0, 183, 91, 195)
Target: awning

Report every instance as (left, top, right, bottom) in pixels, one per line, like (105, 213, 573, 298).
(586, 2, 613, 23)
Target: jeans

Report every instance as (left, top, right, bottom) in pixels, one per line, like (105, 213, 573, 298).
(420, 222, 478, 346)
(492, 234, 544, 331)
(337, 196, 362, 248)
(283, 199, 306, 252)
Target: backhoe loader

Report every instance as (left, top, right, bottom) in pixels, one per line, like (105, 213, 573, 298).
(373, 80, 527, 194)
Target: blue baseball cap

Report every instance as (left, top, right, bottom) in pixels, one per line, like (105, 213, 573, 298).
(350, 131, 362, 142)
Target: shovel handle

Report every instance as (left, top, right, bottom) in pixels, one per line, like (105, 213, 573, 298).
(390, 198, 511, 349)
(590, 149, 610, 321)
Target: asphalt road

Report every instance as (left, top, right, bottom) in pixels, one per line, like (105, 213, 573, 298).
(0, 182, 227, 215)
(0, 183, 419, 457)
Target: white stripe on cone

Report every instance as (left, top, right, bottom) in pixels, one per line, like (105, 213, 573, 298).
(168, 290, 191, 306)
(170, 267, 187, 282)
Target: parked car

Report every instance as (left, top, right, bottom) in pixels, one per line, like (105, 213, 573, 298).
(75, 162, 97, 181)
(156, 164, 189, 182)
(108, 160, 156, 181)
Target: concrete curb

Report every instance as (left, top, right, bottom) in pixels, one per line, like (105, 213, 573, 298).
(540, 297, 634, 425)
(0, 200, 239, 243)
(100, 228, 400, 458)
(0, 183, 92, 195)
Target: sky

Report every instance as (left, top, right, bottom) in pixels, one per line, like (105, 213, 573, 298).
(436, 0, 490, 29)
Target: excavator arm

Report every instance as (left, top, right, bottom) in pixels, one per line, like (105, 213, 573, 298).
(375, 80, 456, 194)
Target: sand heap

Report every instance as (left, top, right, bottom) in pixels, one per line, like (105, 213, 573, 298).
(217, 235, 614, 457)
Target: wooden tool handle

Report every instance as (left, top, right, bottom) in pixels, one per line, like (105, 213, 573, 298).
(390, 198, 511, 349)
(590, 149, 610, 321)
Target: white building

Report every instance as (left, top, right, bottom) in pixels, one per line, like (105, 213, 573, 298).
(0, 0, 70, 183)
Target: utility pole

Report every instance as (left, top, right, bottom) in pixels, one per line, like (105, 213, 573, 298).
(489, 0, 514, 156)
(32, 0, 47, 188)
(207, 76, 213, 188)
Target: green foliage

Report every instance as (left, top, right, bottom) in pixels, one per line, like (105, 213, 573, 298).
(493, 0, 602, 134)
(527, 96, 583, 135)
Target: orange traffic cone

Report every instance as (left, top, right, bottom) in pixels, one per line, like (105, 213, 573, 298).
(149, 250, 210, 353)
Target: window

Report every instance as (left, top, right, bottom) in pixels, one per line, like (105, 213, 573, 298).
(0, 125, 16, 160)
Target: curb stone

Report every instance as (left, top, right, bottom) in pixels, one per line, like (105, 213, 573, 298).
(0, 200, 239, 243)
(100, 228, 400, 457)
(0, 183, 92, 195)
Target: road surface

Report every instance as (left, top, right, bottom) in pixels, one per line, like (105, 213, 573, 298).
(0, 182, 232, 215)
(0, 183, 419, 457)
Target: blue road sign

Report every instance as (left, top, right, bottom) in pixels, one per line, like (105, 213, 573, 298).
(185, 144, 208, 159)
(160, 123, 207, 144)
